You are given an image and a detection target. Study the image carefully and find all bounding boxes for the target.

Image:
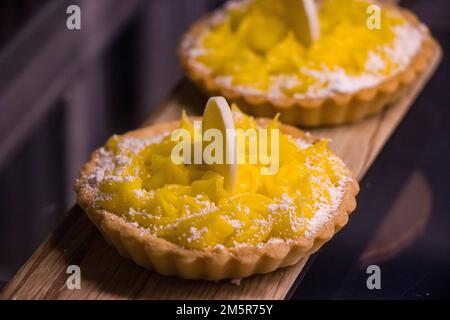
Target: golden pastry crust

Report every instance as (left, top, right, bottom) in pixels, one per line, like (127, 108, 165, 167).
(75, 119, 359, 280)
(179, 3, 436, 127)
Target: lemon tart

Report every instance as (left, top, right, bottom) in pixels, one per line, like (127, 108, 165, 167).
(75, 99, 359, 280)
(179, 0, 435, 126)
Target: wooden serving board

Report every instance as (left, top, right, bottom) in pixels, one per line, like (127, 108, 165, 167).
(0, 42, 441, 300)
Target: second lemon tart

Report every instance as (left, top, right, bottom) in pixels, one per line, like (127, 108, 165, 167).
(180, 0, 435, 126)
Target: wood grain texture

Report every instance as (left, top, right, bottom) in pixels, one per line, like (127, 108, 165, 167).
(0, 42, 441, 300)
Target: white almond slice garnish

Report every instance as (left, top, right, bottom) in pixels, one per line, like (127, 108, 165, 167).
(285, 0, 320, 47)
(202, 96, 237, 191)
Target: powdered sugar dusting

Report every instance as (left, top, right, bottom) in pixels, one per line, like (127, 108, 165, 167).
(295, 138, 312, 150)
(86, 132, 168, 190)
(79, 126, 354, 249)
(304, 176, 350, 238)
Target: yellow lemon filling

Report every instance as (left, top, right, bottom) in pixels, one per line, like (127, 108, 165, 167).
(192, 0, 423, 97)
(89, 107, 351, 249)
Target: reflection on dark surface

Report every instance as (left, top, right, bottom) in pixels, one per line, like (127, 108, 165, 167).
(360, 170, 432, 266)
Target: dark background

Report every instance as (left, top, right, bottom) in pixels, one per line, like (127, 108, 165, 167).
(0, 0, 222, 282)
(0, 0, 448, 299)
